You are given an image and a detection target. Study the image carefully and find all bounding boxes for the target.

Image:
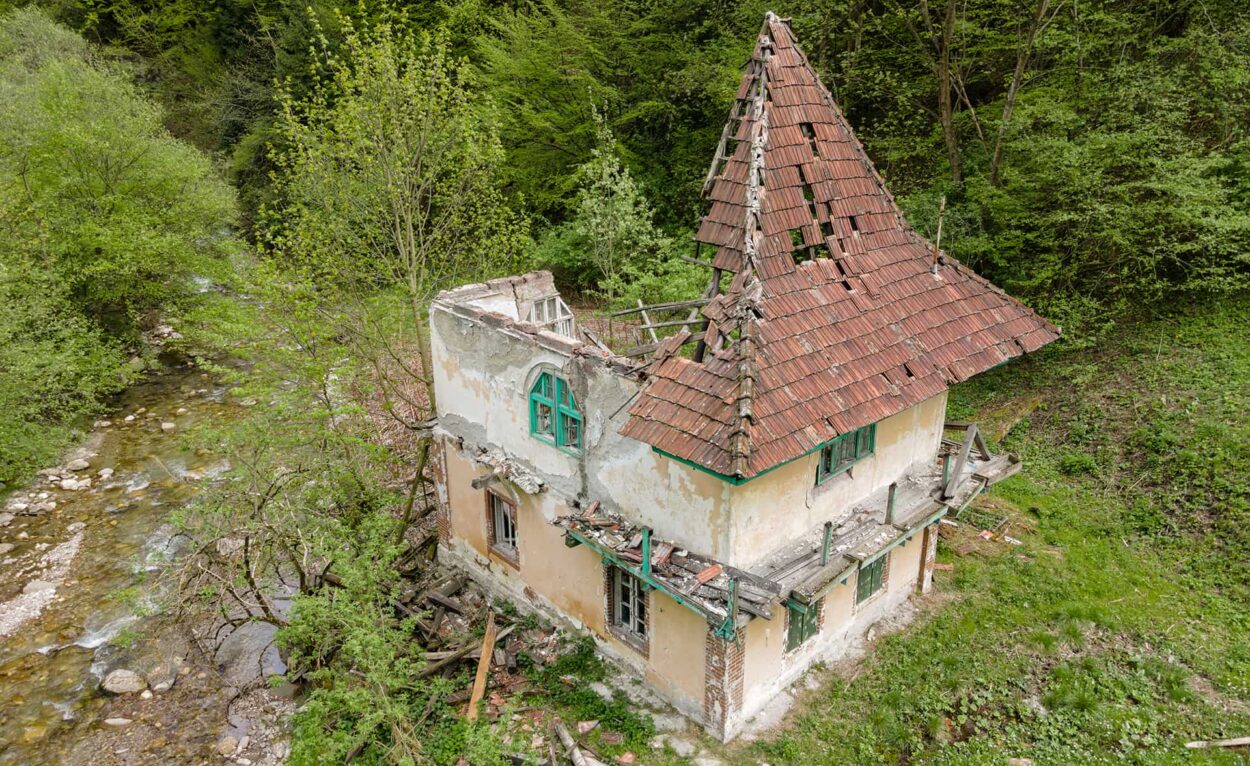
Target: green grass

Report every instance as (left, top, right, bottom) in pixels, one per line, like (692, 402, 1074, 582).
(743, 297, 1250, 765)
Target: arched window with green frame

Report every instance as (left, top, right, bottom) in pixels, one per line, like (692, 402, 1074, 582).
(529, 371, 581, 452)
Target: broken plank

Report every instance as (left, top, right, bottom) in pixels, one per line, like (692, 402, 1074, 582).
(637, 300, 660, 344)
(466, 613, 497, 721)
(418, 625, 514, 679)
(426, 591, 465, 614)
(608, 298, 711, 317)
(1185, 737, 1250, 749)
(621, 332, 701, 358)
(553, 722, 589, 766)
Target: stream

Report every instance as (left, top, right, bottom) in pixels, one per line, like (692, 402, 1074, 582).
(0, 363, 294, 765)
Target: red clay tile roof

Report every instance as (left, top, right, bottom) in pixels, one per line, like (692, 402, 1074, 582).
(619, 12, 1059, 479)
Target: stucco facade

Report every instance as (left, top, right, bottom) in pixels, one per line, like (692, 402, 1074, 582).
(429, 273, 974, 739)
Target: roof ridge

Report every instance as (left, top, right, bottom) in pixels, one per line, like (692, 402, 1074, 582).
(725, 11, 776, 475)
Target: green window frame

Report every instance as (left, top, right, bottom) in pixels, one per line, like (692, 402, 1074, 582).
(529, 372, 582, 452)
(856, 555, 886, 604)
(786, 599, 819, 651)
(816, 423, 876, 483)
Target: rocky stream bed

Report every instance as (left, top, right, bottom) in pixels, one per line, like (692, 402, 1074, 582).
(0, 364, 295, 765)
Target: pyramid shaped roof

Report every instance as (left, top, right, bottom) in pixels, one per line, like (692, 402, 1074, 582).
(620, 12, 1059, 479)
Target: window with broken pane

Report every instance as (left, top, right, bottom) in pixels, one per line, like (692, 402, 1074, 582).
(529, 371, 581, 453)
(816, 422, 876, 483)
(612, 567, 647, 642)
(488, 492, 517, 558)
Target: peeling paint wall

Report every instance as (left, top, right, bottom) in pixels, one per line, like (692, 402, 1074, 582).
(430, 275, 953, 741)
(737, 529, 929, 730)
(439, 440, 709, 719)
(726, 391, 948, 569)
(430, 300, 734, 557)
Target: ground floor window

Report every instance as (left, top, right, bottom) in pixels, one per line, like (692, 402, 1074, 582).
(856, 554, 887, 604)
(609, 566, 648, 645)
(786, 599, 820, 651)
(487, 492, 518, 562)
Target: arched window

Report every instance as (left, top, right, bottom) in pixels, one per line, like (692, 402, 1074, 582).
(529, 371, 582, 452)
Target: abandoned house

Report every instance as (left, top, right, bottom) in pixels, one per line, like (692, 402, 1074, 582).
(430, 12, 1060, 741)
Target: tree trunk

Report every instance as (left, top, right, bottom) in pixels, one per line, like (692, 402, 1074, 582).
(990, 0, 1052, 187)
(936, 0, 962, 186)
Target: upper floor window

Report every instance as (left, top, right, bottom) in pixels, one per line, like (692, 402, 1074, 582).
(527, 295, 574, 338)
(529, 372, 582, 452)
(816, 423, 875, 483)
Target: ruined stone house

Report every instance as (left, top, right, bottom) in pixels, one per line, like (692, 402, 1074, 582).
(430, 12, 1059, 740)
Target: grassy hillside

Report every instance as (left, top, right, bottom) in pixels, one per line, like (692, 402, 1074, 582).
(746, 297, 1250, 765)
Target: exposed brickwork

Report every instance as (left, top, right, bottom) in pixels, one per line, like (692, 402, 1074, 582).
(703, 628, 745, 738)
(431, 437, 451, 545)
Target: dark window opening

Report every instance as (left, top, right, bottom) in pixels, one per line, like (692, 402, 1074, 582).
(817, 423, 876, 483)
(903, 362, 916, 379)
(609, 567, 648, 647)
(487, 492, 518, 562)
(821, 221, 834, 238)
(848, 215, 860, 233)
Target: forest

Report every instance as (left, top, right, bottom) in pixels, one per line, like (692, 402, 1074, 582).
(0, 0, 1247, 764)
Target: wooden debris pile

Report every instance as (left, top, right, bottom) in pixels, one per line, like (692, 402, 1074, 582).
(558, 501, 779, 621)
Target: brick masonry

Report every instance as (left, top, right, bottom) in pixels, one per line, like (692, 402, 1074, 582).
(703, 627, 745, 738)
(432, 437, 451, 546)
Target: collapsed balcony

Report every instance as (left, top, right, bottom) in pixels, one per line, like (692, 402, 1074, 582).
(556, 422, 1019, 634)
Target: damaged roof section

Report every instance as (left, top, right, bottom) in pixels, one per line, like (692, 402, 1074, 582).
(433, 272, 638, 375)
(620, 12, 1060, 480)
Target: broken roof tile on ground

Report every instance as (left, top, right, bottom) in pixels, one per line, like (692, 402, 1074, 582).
(621, 12, 1059, 481)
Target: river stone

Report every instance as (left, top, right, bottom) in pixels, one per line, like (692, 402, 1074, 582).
(0, 513, 13, 527)
(60, 479, 79, 491)
(103, 718, 132, 727)
(102, 669, 148, 695)
(66, 458, 90, 472)
(22, 580, 55, 595)
(0, 543, 14, 555)
(161, 422, 176, 433)
(147, 663, 178, 693)
(98, 468, 114, 479)
(217, 736, 239, 756)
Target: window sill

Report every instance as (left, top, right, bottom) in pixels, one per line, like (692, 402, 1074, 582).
(607, 625, 649, 658)
(489, 545, 520, 570)
(529, 434, 582, 457)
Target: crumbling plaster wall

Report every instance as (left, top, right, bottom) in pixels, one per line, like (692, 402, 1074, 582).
(439, 441, 709, 720)
(725, 391, 947, 569)
(737, 531, 927, 730)
(429, 300, 734, 557)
